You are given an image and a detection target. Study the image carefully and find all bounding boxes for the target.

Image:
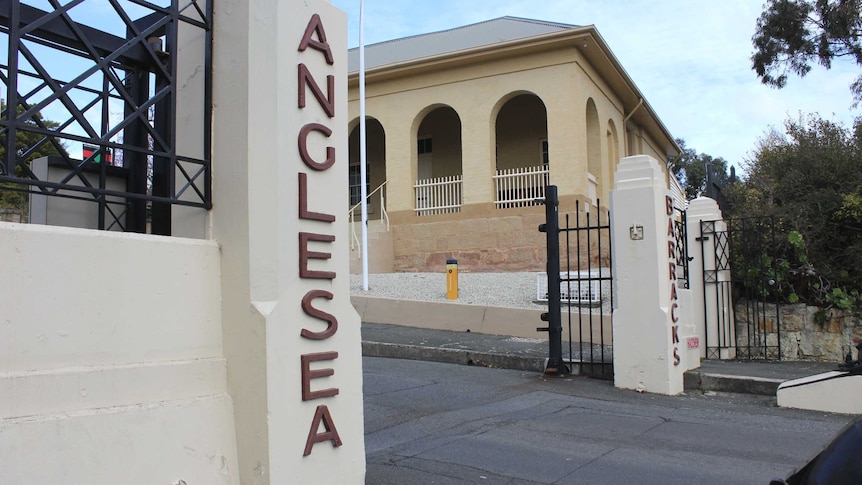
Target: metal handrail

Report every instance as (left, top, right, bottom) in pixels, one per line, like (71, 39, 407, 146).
(349, 180, 389, 251)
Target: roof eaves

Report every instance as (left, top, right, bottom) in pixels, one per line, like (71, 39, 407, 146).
(348, 24, 593, 76)
(586, 28, 680, 155)
(347, 16, 578, 54)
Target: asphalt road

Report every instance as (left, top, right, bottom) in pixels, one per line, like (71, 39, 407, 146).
(362, 357, 852, 485)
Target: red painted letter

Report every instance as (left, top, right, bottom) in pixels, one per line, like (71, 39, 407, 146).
(301, 290, 338, 340)
(301, 351, 339, 401)
(299, 232, 336, 279)
(298, 64, 335, 117)
(298, 14, 334, 65)
(298, 123, 335, 171)
(298, 173, 336, 222)
(303, 405, 343, 456)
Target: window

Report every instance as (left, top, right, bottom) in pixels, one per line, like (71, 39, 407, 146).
(540, 139, 549, 165)
(418, 137, 432, 154)
(349, 164, 369, 206)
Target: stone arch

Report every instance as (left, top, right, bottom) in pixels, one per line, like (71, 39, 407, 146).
(586, 98, 601, 208)
(606, 119, 620, 196)
(411, 104, 463, 181)
(492, 92, 549, 171)
(347, 117, 386, 215)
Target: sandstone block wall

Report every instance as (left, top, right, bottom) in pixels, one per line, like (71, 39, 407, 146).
(736, 302, 862, 362)
(391, 208, 610, 273)
(0, 209, 23, 223)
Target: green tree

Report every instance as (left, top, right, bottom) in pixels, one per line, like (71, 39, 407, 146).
(0, 105, 65, 217)
(751, 0, 862, 106)
(727, 114, 862, 309)
(667, 138, 731, 200)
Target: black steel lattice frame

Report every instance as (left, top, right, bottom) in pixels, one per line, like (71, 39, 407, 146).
(0, 0, 212, 233)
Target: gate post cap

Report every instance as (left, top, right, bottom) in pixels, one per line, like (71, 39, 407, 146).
(446, 258, 457, 265)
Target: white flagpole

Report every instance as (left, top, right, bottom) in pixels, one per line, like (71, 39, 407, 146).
(359, 0, 369, 291)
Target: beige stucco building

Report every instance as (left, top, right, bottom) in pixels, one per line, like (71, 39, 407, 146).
(347, 17, 680, 273)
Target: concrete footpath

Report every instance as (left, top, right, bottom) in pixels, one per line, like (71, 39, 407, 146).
(361, 322, 839, 396)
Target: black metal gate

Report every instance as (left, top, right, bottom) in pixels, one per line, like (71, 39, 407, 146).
(539, 185, 613, 379)
(699, 217, 781, 360)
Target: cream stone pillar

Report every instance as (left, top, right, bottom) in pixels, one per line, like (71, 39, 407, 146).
(460, 104, 495, 206)
(610, 155, 685, 395)
(212, 1, 365, 484)
(546, 96, 583, 200)
(685, 197, 724, 359)
(383, 114, 415, 213)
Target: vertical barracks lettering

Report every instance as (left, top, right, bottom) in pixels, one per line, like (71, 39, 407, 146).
(296, 13, 343, 457)
(666, 196, 681, 366)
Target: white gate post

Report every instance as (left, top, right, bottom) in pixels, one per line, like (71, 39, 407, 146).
(212, 1, 365, 483)
(610, 155, 686, 395)
(686, 197, 725, 359)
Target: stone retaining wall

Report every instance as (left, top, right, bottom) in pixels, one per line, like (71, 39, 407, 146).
(0, 209, 23, 223)
(391, 210, 610, 273)
(737, 302, 862, 362)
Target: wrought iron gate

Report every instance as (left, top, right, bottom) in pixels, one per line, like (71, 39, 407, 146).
(539, 185, 613, 379)
(699, 217, 781, 360)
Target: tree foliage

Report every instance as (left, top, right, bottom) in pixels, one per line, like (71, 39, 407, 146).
(0, 105, 65, 215)
(667, 138, 731, 200)
(727, 114, 862, 310)
(751, 0, 862, 105)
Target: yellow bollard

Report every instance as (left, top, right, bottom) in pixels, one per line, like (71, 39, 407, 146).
(446, 258, 458, 300)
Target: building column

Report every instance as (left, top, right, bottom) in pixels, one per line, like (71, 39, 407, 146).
(459, 103, 495, 208)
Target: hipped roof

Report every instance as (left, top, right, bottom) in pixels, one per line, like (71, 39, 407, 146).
(347, 16, 680, 157)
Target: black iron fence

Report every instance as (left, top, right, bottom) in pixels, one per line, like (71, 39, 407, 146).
(700, 216, 781, 360)
(539, 185, 613, 379)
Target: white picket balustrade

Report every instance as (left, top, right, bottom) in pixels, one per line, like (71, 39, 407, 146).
(493, 164, 549, 208)
(414, 175, 463, 216)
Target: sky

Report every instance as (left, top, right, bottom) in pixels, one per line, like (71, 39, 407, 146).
(331, 0, 860, 171)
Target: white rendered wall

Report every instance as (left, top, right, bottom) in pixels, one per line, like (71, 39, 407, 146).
(777, 372, 862, 414)
(2, 1, 365, 483)
(0, 223, 238, 484)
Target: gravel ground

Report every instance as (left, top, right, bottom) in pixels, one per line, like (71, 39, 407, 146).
(350, 272, 614, 313)
(350, 272, 548, 310)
